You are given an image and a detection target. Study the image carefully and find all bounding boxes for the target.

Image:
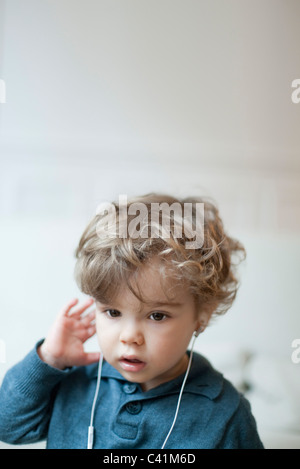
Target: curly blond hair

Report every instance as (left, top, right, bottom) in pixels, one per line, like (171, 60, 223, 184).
(74, 193, 245, 317)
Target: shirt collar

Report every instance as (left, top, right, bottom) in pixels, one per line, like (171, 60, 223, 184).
(87, 351, 223, 401)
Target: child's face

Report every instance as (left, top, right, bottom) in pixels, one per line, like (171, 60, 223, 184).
(95, 258, 201, 392)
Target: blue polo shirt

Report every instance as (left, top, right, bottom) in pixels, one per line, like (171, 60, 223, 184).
(0, 341, 263, 449)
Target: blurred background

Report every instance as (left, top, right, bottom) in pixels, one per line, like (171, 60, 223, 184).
(0, 0, 300, 449)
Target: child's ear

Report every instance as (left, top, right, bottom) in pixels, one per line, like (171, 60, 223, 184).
(195, 304, 216, 333)
(194, 322, 206, 335)
(194, 316, 204, 335)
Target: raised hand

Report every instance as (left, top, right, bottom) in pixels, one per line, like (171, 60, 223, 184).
(38, 298, 100, 370)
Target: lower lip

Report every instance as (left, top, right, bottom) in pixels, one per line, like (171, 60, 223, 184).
(119, 359, 146, 372)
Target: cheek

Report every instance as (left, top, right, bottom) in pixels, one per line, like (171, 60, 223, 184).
(149, 327, 192, 360)
(95, 317, 115, 352)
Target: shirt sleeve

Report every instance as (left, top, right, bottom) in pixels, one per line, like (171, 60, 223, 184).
(0, 340, 72, 445)
(218, 394, 264, 449)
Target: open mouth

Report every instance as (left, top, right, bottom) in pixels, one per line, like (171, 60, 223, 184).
(119, 356, 146, 372)
(123, 358, 142, 363)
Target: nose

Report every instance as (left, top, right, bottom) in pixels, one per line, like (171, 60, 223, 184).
(119, 320, 144, 346)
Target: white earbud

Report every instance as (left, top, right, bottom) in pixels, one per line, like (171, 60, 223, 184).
(193, 325, 205, 337)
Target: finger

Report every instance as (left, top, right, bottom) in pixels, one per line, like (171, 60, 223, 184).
(80, 310, 96, 326)
(87, 324, 97, 337)
(69, 298, 94, 318)
(74, 323, 97, 342)
(59, 298, 79, 317)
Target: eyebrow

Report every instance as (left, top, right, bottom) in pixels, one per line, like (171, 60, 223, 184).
(146, 301, 183, 308)
(98, 300, 184, 310)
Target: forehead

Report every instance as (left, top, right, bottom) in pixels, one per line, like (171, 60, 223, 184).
(114, 257, 191, 307)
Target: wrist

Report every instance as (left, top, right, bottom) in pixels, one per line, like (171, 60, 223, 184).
(37, 342, 67, 370)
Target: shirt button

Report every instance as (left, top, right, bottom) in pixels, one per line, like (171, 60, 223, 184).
(125, 401, 142, 414)
(123, 383, 137, 394)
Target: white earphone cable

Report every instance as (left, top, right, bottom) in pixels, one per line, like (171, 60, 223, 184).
(160, 332, 198, 449)
(87, 353, 103, 449)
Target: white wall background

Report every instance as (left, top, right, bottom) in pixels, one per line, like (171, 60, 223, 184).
(0, 0, 300, 448)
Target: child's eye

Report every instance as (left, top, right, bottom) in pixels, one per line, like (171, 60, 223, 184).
(149, 312, 167, 322)
(105, 309, 121, 318)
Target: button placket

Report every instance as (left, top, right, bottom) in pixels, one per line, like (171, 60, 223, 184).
(125, 401, 142, 414)
(112, 383, 142, 440)
(123, 383, 138, 394)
